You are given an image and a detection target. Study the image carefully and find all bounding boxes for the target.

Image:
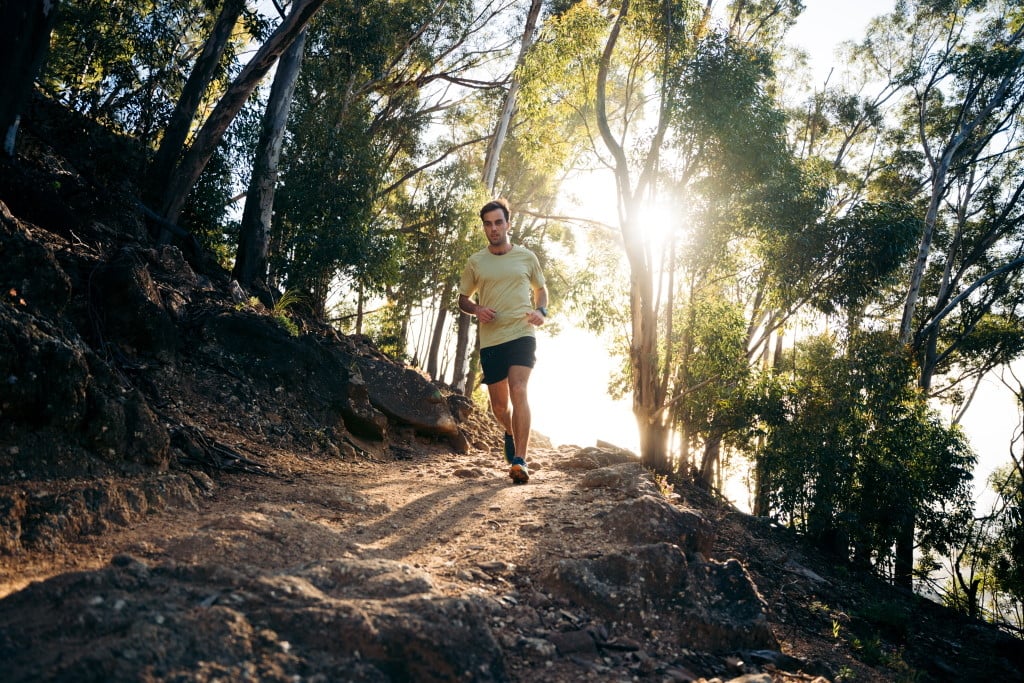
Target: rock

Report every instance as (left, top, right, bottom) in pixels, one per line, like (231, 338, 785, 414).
(91, 248, 177, 357)
(546, 628, 598, 655)
(299, 558, 436, 599)
(0, 560, 509, 682)
(602, 495, 715, 555)
(0, 201, 72, 317)
(577, 462, 659, 497)
(355, 355, 459, 437)
(542, 543, 777, 653)
(559, 445, 639, 471)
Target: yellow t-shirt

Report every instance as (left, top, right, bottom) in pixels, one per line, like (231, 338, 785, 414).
(459, 245, 546, 349)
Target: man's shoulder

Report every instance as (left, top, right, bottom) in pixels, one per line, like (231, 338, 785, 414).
(512, 245, 540, 259)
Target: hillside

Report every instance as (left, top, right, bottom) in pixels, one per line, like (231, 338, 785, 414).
(0, 96, 1021, 682)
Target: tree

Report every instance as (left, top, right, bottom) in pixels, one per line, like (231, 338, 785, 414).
(233, 23, 307, 290)
(759, 332, 976, 580)
(0, 0, 59, 156)
(158, 0, 329, 231)
(148, 0, 247, 200)
(852, 1, 1024, 392)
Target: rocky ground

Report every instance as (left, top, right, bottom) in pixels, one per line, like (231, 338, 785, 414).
(0, 94, 1022, 682)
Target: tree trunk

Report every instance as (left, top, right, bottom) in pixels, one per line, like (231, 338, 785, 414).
(451, 312, 471, 393)
(465, 328, 481, 397)
(594, 0, 671, 474)
(233, 27, 307, 288)
(481, 0, 542, 192)
(698, 431, 723, 489)
(159, 0, 329, 233)
(0, 0, 59, 157)
(894, 512, 915, 590)
(426, 282, 452, 381)
(149, 0, 245, 200)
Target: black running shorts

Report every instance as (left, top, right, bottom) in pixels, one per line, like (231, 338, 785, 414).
(480, 336, 537, 384)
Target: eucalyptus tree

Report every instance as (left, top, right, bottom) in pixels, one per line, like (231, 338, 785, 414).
(395, 162, 483, 381)
(846, 1, 1024, 395)
(759, 332, 976, 580)
(43, 0, 250, 144)
(0, 0, 59, 157)
(233, 17, 307, 291)
(268, 0, 504, 318)
(158, 0, 327, 230)
(578, 0, 820, 474)
(149, 0, 248, 201)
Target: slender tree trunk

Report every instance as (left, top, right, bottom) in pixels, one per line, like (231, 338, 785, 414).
(0, 0, 59, 157)
(355, 282, 364, 335)
(451, 312, 471, 393)
(465, 329, 481, 397)
(894, 513, 915, 590)
(149, 0, 245, 199)
(426, 282, 452, 381)
(481, 0, 542, 190)
(699, 430, 723, 489)
(159, 0, 328, 233)
(233, 27, 307, 288)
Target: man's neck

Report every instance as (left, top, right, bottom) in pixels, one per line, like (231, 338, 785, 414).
(488, 242, 513, 255)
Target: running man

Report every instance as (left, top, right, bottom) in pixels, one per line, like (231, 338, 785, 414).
(458, 198, 548, 484)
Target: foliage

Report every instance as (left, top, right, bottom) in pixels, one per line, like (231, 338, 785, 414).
(269, 0, 481, 317)
(759, 332, 976, 573)
(43, 0, 258, 143)
(983, 463, 1024, 614)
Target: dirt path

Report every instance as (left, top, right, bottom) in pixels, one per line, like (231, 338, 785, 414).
(3, 443, 679, 682)
(2, 444, 590, 599)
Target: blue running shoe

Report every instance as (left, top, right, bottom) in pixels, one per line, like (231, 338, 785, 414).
(503, 433, 515, 464)
(509, 456, 529, 484)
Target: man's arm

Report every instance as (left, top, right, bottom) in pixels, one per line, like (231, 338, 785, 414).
(526, 285, 549, 326)
(459, 293, 497, 323)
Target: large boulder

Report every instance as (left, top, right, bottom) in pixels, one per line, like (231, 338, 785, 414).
(352, 355, 458, 438)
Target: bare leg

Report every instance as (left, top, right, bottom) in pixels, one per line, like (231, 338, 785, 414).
(487, 379, 513, 436)
(507, 365, 532, 457)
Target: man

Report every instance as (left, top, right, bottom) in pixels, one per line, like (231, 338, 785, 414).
(458, 198, 548, 484)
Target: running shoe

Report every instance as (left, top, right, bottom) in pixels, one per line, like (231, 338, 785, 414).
(503, 433, 515, 464)
(509, 456, 529, 484)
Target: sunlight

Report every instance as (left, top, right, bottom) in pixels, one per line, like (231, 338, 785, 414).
(636, 200, 679, 250)
(530, 327, 638, 452)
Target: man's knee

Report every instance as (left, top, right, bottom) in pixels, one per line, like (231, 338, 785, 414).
(490, 400, 511, 422)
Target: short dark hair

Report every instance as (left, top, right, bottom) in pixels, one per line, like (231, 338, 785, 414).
(480, 198, 510, 221)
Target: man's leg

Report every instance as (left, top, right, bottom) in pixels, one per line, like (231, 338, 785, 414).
(487, 379, 513, 435)
(507, 364, 533, 457)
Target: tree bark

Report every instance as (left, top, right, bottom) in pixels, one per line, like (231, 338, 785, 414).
(594, 0, 670, 473)
(482, 0, 542, 192)
(451, 312, 471, 393)
(426, 281, 453, 381)
(233, 27, 307, 288)
(159, 0, 329, 234)
(0, 0, 59, 157)
(149, 0, 245, 200)
(894, 512, 915, 590)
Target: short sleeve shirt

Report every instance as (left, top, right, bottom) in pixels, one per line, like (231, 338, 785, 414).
(459, 245, 546, 349)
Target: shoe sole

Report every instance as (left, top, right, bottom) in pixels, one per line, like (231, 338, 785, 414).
(509, 464, 529, 484)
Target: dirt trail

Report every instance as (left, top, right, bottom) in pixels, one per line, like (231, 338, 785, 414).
(1, 444, 587, 600)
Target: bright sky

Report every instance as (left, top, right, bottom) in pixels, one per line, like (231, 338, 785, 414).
(528, 1, 1017, 507)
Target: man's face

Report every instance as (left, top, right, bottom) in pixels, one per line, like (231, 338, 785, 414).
(481, 208, 510, 247)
